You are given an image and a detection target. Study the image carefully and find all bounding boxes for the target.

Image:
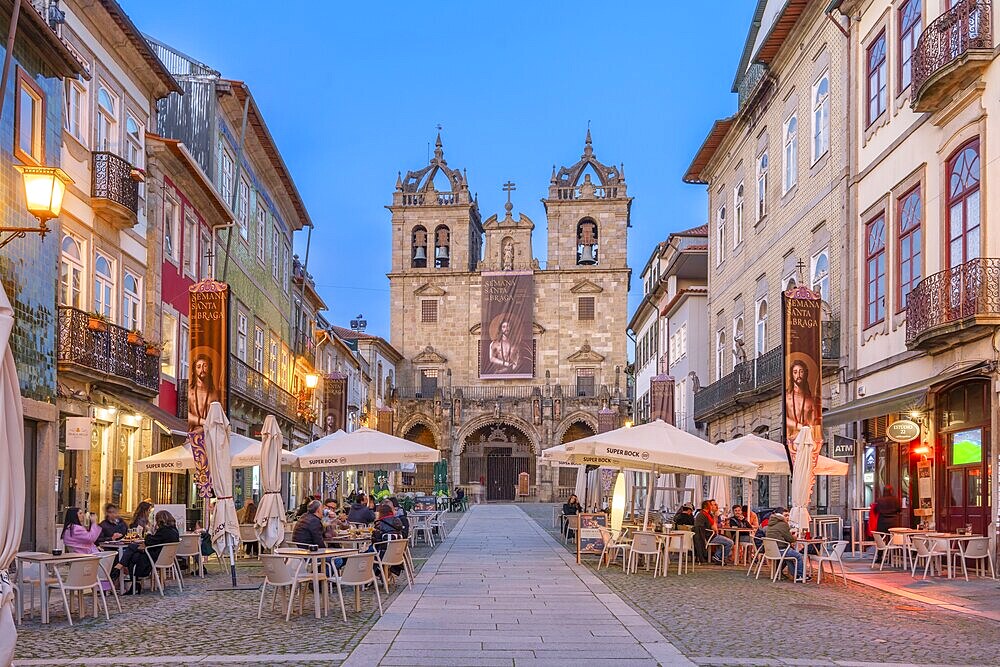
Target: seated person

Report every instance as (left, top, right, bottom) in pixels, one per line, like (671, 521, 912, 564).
(764, 509, 805, 581)
(672, 503, 696, 528)
(450, 488, 466, 511)
(61, 507, 102, 554)
(728, 504, 753, 542)
(388, 496, 410, 538)
(562, 494, 583, 535)
(322, 508, 350, 541)
(347, 494, 376, 525)
(97, 503, 128, 544)
(119, 511, 180, 594)
(292, 500, 326, 549)
(372, 503, 405, 579)
(693, 499, 733, 564)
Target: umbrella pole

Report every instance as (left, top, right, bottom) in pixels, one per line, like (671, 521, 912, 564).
(642, 472, 656, 531)
(228, 537, 237, 588)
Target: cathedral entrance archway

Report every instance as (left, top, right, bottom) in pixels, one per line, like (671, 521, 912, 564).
(462, 423, 536, 501)
(402, 422, 437, 494)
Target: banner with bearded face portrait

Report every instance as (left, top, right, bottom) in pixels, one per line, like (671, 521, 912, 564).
(480, 271, 533, 379)
(782, 286, 823, 468)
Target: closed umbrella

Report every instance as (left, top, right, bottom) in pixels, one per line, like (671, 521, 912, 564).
(572, 465, 586, 504)
(205, 402, 240, 587)
(708, 475, 731, 516)
(788, 428, 816, 532)
(0, 282, 24, 665)
(254, 415, 284, 550)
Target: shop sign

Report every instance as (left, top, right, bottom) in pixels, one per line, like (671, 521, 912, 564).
(576, 513, 607, 563)
(66, 417, 94, 451)
(887, 419, 920, 443)
(832, 435, 855, 458)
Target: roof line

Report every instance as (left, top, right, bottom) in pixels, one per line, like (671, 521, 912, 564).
(682, 117, 736, 185)
(98, 0, 182, 96)
(731, 0, 770, 92)
(146, 133, 235, 222)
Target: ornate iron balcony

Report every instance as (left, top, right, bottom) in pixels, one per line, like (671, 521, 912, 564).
(911, 0, 993, 112)
(737, 62, 770, 111)
(905, 257, 1000, 350)
(229, 354, 299, 422)
(91, 151, 139, 224)
(57, 307, 159, 395)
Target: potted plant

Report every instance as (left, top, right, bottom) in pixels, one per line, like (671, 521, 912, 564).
(87, 312, 108, 332)
(144, 341, 161, 357)
(129, 166, 146, 183)
(127, 329, 143, 346)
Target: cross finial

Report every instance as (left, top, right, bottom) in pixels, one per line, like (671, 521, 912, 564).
(502, 180, 516, 214)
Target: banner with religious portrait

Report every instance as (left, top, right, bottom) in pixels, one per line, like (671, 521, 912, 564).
(781, 286, 823, 468)
(188, 280, 230, 498)
(480, 271, 534, 379)
(323, 372, 347, 433)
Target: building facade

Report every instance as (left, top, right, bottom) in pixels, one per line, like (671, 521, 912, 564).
(389, 134, 631, 501)
(829, 0, 998, 535)
(685, 0, 849, 515)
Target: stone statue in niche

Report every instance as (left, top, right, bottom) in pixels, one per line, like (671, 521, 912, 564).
(501, 238, 514, 271)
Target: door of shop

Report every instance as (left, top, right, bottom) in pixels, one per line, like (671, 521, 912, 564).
(864, 416, 914, 528)
(486, 447, 516, 501)
(936, 380, 991, 534)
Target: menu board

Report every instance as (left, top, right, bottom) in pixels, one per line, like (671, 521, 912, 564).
(413, 496, 437, 513)
(576, 513, 607, 563)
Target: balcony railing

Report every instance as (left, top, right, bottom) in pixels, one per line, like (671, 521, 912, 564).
(911, 0, 993, 111)
(395, 383, 605, 401)
(229, 355, 298, 422)
(737, 62, 770, 110)
(402, 191, 460, 206)
(905, 257, 1000, 349)
(92, 151, 139, 221)
(554, 185, 622, 201)
(57, 307, 159, 394)
(693, 322, 840, 422)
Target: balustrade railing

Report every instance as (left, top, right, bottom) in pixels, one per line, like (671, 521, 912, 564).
(905, 257, 1000, 345)
(737, 62, 769, 109)
(912, 0, 992, 96)
(92, 151, 139, 215)
(555, 185, 621, 201)
(57, 307, 159, 393)
(229, 354, 298, 421)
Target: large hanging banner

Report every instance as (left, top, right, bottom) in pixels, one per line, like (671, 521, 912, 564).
(782, 286, 823, 469)
(480, 271, 534, 379)
(323, 372, 347, 433)
(188, 280, 230, 498)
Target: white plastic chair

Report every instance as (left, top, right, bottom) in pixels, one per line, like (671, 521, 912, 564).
(142, 542, 182, 596)
(257, 555, 306, 621)
(958, 537, 995, 580)
(374, 538, 413, 590)
(810, 540, 848, 585)
(412, 515, 435, 547)
(47, 558, 108, 625)
(909, 536, 946, 579)
(871, 532, 906, 570)
(177, 533, 206, 577)
(332, 552, 382, 622)
(95, 550, 122, 613)
(756, 538, 801, 582)
(239, 524, 260, 559)
(596, 526, 630, 571)
(627, 532, 661, 576)
(430, 511, 448, 540)
(665, 532, 694, 575)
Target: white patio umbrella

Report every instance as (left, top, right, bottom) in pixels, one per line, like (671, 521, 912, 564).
(564, 420, 758, 528)
(708, 475, 731, 516)
(135, 433, 295, 472)
(572, 465, 586, 503)
(254, 415, 284, 550)
(205, 402, 240, 587)
(788, 428, 817, 531)
(0, 282, 24, 665)
(717, 434, 847, 476)
(293, 427, 438, 469)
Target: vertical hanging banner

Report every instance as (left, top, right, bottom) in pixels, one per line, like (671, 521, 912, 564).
(480, 271, 534, 379)
(323, 372, 347, 433)
(376, 407, 394, 434)
(649, 374, 676, 425)
(188, 279, 230, 498)
(782, 286, 823, 468)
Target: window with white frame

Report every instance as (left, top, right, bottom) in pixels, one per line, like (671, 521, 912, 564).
(124, 113, 143, 168)
(179, 320, 189, 380)
(716, 204, 726, 265)
(255, 200, 267, 262)
(95, 85, 117, 153)
(200, 230, 212, 280)
(755, 298, 768, 357)
(122, 272, 140, 331)
(253, 326, 264, 372)
(60, 236, 84, 309)
(811, 249, 830, 302)
(812, 75, 830, 163)
(64, 80, 86, 143)
(280, 347, 289, 389)
(734, 183, 744, 246)
(757, 152, 768, 220)
(269, 337, 279, 382)
(219, 147, 235, 203)
(282, 243, 290, 292)
(237, 179, 250, 240)
(271, 225, 280, 281)
(236, 312, 248, 361)
(715, 329, 726, 381)
(677, 378, 687, 425)
(163, 198, 179, 264)
(15, 70, 44, 164)
(183, 212, 197, 278)
(93, 253, 114, 320)
(783, 274, 798, 291)
(783, 115, 798, 192)
(161, 311, 177, 378)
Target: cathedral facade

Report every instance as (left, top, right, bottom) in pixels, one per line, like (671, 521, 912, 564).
(388, 133, 631, 501)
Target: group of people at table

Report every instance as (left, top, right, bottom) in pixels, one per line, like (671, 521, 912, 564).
(562, 495, 815, 581)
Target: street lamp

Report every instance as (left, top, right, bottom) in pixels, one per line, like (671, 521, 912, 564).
(305, 373, 319, 390)
(2, 165, 73, 249)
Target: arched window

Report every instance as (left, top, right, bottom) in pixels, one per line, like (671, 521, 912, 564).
(377, 361, 384, 398)
(715, 329, 726, 381)
(125, 114, 142, 167)
(95, 85, 116, 152)
(60, 235, 83, 309)
(812, 75, 830, 161)
(734, 183, 744, 246)
(576, 219, 598, 265)
(732, 316, 745, 366)
(946, 138, 981, 268)
(122, 272, 140, 331)
(757, 152, 768, 219)
(755, 299, 768, 357)
(811, 250, 830, 303)
(783, 115, 798, 192)
(716, 205, 726, 265)
(94, 253, 114, 319)
(434, 225, 450, 268)
(411, 225, 427, 268)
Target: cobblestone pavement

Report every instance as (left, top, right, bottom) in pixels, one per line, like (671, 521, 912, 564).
(12, 515, 457, 667)
(522, 503, 1000, 666)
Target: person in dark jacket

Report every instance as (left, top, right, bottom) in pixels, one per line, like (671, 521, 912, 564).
(119, 510, 180, 593)
(764, 510, 805, 581)
(371, 503, 405, 577)
(874, 485, 901, 563)
(347, 494, 376, 525)
(292, 500, 326, 549)
(388, 496, 410, 538)
(672, 503, 695, 527)
(693, 500, 733, 564)
(97, 503, 128, 544)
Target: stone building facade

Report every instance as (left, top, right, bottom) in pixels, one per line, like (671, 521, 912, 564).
(389, 133, 631, 501)
(684, 0, 849, 514)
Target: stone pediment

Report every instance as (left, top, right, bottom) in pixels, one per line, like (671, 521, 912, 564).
(413, 283, 447, 297)
(569, 279, 603, 294)
(567, 342, 605, 363)
(470, 322, 546, 335)
(483, 212, 535, 230)
(412, 345, 447, 364)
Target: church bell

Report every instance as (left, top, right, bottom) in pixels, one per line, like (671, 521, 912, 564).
(578, 244, 597, 265)
(435, 245, 450, 260)
(413, 246, 427, 261)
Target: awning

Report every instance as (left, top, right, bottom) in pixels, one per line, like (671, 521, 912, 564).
(823, 360, 989, 427)
(97, 390, 188, 437)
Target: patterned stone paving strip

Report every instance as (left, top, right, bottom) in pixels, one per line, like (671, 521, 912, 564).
(12, 515, 458, 667)
(521, 503, 1000, 666)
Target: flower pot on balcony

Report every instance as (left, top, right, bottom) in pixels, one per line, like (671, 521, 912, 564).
(127, 332, 143, 345)
(145, 345, 160, 357)
(129, 167, 146, 183)
(87, 317, 107, 333)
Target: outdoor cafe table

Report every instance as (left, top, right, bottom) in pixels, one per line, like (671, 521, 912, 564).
(794, 537, 828, 576)
(15, 551, 102, 624)
(100, 539, 145, 594)
(325, 535, 371, 551)
(926, 533, 982, 579)
(850, 507, 871, 556)
(274, 547, 353, 618)
(719, 527, 754, 565)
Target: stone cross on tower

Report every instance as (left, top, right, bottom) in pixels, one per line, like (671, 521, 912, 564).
(502, 180, 516, 215)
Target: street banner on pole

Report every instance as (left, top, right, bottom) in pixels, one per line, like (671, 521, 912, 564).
(781, 286, 823, 469)
(188, 280, 230, 498)
(323, 372, 347, 433)
(480, 271, 534, 379)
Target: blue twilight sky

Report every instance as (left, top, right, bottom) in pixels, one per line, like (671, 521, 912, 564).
(121, 0, 757, 340)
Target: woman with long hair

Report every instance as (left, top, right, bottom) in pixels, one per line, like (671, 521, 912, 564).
(119, 510, 180, 594)
(130, 501, 153, 533)
(61, 507, 101, 554)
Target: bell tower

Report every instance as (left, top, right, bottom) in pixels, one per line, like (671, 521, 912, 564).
(388, 135, 483, 274)
(543, 130, 630, 270)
